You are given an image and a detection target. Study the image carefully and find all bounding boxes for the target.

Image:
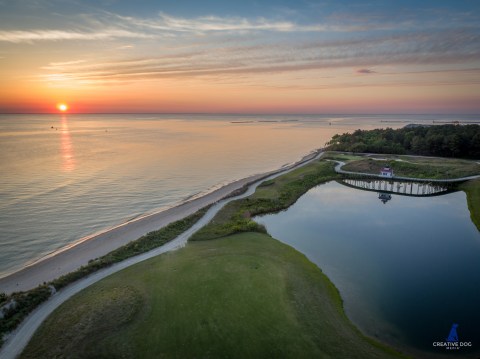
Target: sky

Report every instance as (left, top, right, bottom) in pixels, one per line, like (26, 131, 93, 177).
(0, 0, 479, 114)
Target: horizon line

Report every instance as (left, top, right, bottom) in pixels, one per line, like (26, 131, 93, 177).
(1, 112, 479, 116)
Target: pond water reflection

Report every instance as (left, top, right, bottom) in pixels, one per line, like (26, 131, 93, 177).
(255, 181, 480, 357)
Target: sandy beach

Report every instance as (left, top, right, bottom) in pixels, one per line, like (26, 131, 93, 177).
(0, 150, 320, 294)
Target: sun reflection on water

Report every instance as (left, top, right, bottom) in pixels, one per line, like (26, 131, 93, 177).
(60, 115, 75, 171)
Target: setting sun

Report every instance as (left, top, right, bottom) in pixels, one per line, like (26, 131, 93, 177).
(57, 103, 68, 112)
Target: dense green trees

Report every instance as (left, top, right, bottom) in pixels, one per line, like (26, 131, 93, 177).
(326, 124, 480, 158)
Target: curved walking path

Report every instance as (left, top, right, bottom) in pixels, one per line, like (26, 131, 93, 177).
(333, 160, 480, 183)
(0, 150, 323, 359)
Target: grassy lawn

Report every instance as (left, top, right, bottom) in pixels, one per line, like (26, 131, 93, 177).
(341, 155, 480, 179)
(21, 233, 403, 359)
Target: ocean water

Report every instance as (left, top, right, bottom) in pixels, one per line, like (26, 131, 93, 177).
(0, 113, 477, 277)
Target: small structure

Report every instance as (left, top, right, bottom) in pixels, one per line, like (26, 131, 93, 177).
(380, 166, 394, 178)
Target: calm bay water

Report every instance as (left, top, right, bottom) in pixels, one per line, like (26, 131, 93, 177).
(0, 113, 477, 277)
(255, 181, 480, 357)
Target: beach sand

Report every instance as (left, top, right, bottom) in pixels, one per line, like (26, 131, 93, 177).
(0, 150, 320, 294)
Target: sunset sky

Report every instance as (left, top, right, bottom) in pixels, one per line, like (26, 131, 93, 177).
(1, 0, 479, 114)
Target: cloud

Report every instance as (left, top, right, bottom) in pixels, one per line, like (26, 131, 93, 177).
(117, 45, 134, 50)
(8, 7, 475, 89)
(3, 8, 480, 46)
(0, 13, 313, 45)
(115, 12, 438, 34)
(35, 25, 480, 88)
(0, 29, 152, 43)
(357, 69, 376, 74)
(116, 12, 323, 33)
(158, 13, 296, 32)
(39, 55, 480, 88)
(48, 59, 87, 67)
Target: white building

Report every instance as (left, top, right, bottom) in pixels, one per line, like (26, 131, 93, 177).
(380, 166, 394, 178)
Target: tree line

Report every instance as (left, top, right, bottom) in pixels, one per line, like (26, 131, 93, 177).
(325, 124, 480, 158)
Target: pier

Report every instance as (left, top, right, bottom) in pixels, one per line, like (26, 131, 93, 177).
(328, 158, 476, 197)
(339, 178, 449, 197)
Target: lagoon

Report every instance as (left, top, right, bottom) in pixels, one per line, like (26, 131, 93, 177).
(255, 181, 480, 357)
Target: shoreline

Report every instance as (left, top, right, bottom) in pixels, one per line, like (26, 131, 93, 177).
(0, 149, 324, 359)
(0, 149, 321, 294)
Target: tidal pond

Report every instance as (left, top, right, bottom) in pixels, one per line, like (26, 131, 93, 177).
(255, 181, 480, 357)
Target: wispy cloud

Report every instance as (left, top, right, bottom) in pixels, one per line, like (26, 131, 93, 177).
(115, 10, 480, 35)
(117, 44, 134, 50)
(126, 12, 296, 32)
(38, 27, 480, 87)
(2, 8, 480, 45)
(48, 59, 87, 67)
(0, 29, 152, 43)
(4, 8, 475, 89)
(115, 12, 374, 34)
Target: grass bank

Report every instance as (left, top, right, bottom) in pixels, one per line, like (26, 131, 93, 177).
(190, 160, 340, 241)
(460, 179, 480, 231)
(21, 233, 403, 359)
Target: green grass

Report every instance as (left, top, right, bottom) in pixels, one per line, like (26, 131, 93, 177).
(342, 156, 480, 179)
(11, 155, 479, 357)
(190, 159, 340, 241)
(21, 286, 142, 358)
(460, 179, 480, 231)
(322, 152, 365, 162)
(20, 159, 403, 358)
(21, 233, 403, 359)
(0, 206, 209, 348)
(51, 206, 210, 290)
